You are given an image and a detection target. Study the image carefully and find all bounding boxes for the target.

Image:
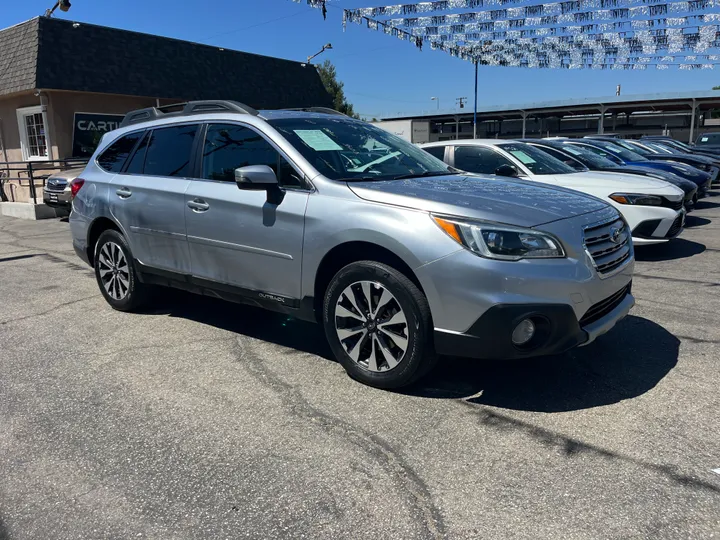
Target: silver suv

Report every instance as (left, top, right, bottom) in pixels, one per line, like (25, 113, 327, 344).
(69, 101, 635, 389)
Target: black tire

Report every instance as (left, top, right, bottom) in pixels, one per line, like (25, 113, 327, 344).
(93, 229, 149, 312)
(323, 260, 436, 389)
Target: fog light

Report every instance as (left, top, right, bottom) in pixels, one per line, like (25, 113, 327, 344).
(512, 318, 535, 346)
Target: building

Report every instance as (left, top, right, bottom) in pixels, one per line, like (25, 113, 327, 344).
(374, 91, 720, 144)
(0, 16, 331, 208)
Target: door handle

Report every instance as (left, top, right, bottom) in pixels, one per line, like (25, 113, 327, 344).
(116, 187, 132, 199)
(187, 199, 210, 212)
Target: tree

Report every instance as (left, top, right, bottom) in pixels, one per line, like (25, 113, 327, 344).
(316, 60, 359, 118)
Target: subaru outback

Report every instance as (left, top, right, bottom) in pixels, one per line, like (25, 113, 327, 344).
(69, 101, 635, 389)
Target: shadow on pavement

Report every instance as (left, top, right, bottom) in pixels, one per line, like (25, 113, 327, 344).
(145, 290, 334, 361)
(684, 215, 711, 227)
(406, 315, 679, 413)
(0, 517, 9, 540)
(694, 198, 720, 210)
(634, 238, 705, 261)
(144, 294, 678, 413)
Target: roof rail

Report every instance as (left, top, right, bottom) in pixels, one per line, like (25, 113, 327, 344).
(119, 100, 259, 127)
(281, 107, 348, 117)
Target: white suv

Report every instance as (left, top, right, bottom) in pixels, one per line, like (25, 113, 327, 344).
(421, 140, 686, 245)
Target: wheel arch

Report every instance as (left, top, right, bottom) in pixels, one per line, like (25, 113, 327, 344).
(312, 241, 426, 321)
(86, 216, 124, 267)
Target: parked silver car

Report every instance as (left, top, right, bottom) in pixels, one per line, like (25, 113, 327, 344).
(69, 101, 634, 388)
(43, 167, 84, 209)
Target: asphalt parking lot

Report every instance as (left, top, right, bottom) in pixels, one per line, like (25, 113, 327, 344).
(1, 200, 719, 540)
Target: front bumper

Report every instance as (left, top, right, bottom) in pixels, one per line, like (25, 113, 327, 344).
(43, 188, 71, 208)
(435, 284, 634, 359)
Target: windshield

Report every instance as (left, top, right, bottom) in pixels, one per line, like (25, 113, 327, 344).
(268, 117, 451, 181)
(589, 140, 648, 162)
(652, 139, 691, 153)
(555, 144, 618, 168)
(642, 141, 675, 154)
(497, 142, 576, 175)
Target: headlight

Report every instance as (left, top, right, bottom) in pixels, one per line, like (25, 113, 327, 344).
(432, 215, 565, 260)
(609, 193, 663, 206)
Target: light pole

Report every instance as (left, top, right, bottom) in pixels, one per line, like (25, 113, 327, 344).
(307, 43, 333, 64)
(431, 97, 439, 111)
(44, 0, 71, 16)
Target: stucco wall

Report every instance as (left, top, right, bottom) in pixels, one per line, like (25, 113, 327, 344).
(0, 91, 42, 162)
(46, 91, 178, 159)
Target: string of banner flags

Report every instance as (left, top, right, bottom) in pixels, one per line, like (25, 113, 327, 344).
(291, 0, 720, 69)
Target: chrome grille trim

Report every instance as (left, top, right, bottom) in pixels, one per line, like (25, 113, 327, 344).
(583, 214, 632, 279)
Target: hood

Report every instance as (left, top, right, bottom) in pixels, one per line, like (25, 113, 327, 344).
(48, 167, 85, 181)
(627, 160, 711, 180)
(347, 174, 609, 228)
(593, 168, 695, 192)
(540, 172, 683, 196)
(648, 153, 718, 166)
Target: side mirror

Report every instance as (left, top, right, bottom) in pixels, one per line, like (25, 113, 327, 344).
(235, 165, 278, 190)
(495, 164, 520, 178)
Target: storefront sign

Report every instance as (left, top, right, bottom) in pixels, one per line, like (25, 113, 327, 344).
(72, 113, 124, 157)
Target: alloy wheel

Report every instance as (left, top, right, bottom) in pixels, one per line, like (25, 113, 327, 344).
(334, 281, 409, 372)
(97, 241, 130, 301)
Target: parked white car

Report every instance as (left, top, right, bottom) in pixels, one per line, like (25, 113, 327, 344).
(421, 140, 685, 245)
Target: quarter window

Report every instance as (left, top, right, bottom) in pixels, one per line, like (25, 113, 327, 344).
(143, 125, 198, 177)
(454, 146, 513, 174)
(202, 124, 303, 187)
(97, 132, 143, 173)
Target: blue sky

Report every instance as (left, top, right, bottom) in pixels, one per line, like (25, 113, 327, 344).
(4, 0, 720, 119)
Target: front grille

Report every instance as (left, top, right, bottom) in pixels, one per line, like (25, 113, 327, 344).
(579, 283, 632, 327)
(45, 178, 68, 192)
(583, 216, 632, 276)
(661, 197, 683, 211)
(665, 214, 684, 238)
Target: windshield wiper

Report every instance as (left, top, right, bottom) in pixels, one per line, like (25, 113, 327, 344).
(390, 171, 457, 180)
(339, 176, 388, 182)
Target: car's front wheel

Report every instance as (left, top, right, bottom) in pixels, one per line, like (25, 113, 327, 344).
(323, 261, 436, 389)
(94, 229, 149, 312)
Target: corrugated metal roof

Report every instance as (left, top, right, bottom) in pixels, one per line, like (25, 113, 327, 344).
(383, 90, 720, 121)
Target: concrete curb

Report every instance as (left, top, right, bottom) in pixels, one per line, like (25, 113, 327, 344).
(0, 202, 70, 220)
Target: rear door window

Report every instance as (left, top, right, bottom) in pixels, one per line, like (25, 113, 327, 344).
(124, 131, 149, 174)
(97, 132, 143, 172)
(143, 124, 199, 177)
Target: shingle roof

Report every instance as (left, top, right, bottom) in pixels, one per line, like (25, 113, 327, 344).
(0, 17, 332, 109)
(0, 19, 39, 97)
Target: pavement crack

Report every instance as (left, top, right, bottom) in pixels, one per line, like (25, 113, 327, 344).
(0, 295, 99, 325)
(233, 337, 447, 539)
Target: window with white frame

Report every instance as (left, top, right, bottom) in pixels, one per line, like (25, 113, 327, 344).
(16, 106, 50, 160)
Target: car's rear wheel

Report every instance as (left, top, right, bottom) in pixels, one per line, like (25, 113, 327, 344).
(323, 261, 436, 389)
(94, 229, 149, 312)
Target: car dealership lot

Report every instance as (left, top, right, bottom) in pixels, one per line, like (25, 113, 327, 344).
(1, 205, 719, 539)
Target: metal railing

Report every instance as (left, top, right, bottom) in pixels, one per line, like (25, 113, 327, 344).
(0, 158, 88, 204)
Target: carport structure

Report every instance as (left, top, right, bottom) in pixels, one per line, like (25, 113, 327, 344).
(381, 90, 720, 142)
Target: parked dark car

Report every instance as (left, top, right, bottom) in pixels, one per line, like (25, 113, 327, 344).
(640, 136, 720, 158)
(581, 137, 715, 194)
(605, 138, 720, 186)
(523, 139, 698, 210)
(695, 132, 720, 153)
